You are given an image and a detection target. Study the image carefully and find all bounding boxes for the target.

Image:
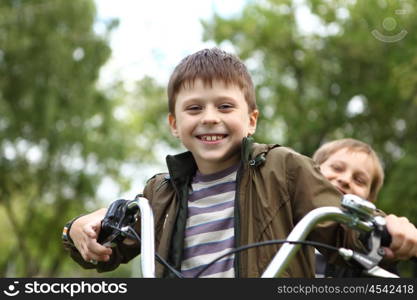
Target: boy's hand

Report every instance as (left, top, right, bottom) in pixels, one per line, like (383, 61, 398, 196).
(69, 208, 113, 263)
(383, 214, 417, 260)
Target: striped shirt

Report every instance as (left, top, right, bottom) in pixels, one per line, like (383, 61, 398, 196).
(180, 164, 238, 278)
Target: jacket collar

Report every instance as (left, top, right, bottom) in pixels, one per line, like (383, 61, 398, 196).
(165, 136, 264, 185)
(165, 151, 197, 188)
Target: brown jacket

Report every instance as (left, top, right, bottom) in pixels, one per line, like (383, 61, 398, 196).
(67, 137, 364, 277)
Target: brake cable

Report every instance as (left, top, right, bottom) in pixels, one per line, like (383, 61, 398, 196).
(104, 223, 340, 278)
(193, 240, 339, 278)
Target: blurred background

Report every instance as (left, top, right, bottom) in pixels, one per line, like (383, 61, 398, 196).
(1, 0, 416, 277)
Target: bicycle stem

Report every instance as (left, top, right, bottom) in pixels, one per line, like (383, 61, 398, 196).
(261, 206, 374, 278)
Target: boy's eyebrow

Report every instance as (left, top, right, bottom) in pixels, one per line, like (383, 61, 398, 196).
(181, 96, 239, 105)
(178, 97, 202, 106)
(217, 96, 239, 102)
(329, 160, 345, 166)
(179, 98, 206, 108)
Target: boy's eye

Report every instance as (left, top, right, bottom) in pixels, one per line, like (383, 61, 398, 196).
(186, 105, 201, 111)
(355, 176, 368, 186)
(330, 164, 343, 172)
(218, 103, 233, 110)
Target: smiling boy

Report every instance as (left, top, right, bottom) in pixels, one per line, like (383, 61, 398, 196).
(63, 48, 417, 278)
(312, 138, 396, 277)
(168, 79, 258, 174)
(313, 138, 384, 203)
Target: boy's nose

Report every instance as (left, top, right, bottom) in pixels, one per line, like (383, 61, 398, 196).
(201, 108, 220, 125)
(336, 173, 351, 188)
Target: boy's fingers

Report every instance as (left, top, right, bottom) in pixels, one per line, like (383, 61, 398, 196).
(89, 242, 112, 256)
(385, 214, 417, 259)
(79, 244, 91, 262)
(82, 220, 101, 239)
(91, 219, 103, 232)
(81, 225, 96, 238)
(382, 247, 395, 260)
(75, 226, 111, 263)
(83, 242, 112, 262)
(84, 253, 110, 263)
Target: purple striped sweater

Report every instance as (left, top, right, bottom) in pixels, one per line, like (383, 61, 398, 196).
(180, 164, 238, 278)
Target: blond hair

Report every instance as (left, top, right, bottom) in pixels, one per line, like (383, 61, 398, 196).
(312, 138, 384, 202)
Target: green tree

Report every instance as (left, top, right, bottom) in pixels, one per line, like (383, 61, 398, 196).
(120, 76, 180, 154)
(203, 0, 417, 212)
(203, 0, 417, 275)
(0, 0, 139, 277)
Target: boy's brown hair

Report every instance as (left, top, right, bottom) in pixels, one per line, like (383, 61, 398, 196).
(312, 138, 384, 203)
(167, 48, 257, 114)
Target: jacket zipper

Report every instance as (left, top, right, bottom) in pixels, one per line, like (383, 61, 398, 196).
(235, 153, 264, 277)
(165, 177, 189, 278)
(233, 160, 244, 278)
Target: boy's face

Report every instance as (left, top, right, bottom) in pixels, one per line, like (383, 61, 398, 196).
(168, 79, 258, 174)
(319, 148, 375, 201)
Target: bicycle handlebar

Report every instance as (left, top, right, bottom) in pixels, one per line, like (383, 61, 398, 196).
(128, 194, 398, 278)
(261, 206, 376, 277)
(135, 196, 156, 278)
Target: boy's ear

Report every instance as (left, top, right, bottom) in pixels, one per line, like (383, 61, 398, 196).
(248, 109, 259, 136)
(168, 113, 179, 138)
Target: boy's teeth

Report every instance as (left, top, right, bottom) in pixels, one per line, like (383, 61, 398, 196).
(201, 135, 223, 141)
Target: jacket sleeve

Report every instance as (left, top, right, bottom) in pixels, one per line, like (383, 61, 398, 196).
(64, 242, 140, 273)
(63, 176, 159, 273)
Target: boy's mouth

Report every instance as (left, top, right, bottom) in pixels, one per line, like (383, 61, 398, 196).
(196, 134, 228, 142)
(336, 186, 347, 195)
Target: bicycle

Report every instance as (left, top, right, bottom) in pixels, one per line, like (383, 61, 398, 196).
(97, 194, 400, 278)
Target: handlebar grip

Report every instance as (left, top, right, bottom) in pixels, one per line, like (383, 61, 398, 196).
(381, 226, 417, 264)
(97, 199, 131, 245)
(381, 226, 392, 247)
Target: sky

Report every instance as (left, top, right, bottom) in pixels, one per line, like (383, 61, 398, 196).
(94, 0, 248, 88)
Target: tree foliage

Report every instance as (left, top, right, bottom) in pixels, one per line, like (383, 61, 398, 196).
(202, 0, 417, 216)
(203, 0, 417, 275)
(0, 0, 140, 277)
(2, 0, 417, 277)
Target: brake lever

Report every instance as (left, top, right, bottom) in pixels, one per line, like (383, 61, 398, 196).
(97, 199, 140, 247)
(365, 216, 387, 262)
(363, 266, 399, 278)
(337, 213, 401, 277)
